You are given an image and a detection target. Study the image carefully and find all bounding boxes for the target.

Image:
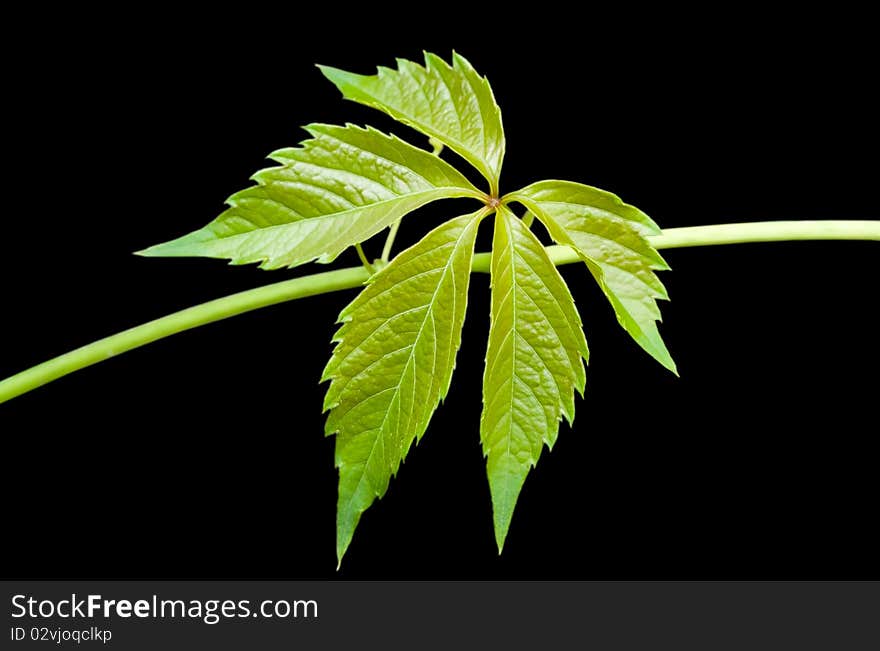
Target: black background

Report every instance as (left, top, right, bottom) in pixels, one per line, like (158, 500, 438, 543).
(2, 9, 877, 579)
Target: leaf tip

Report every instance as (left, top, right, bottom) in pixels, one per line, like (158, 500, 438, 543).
(493, 520, 509, 556)
(336, 540, 348, 571)
(135, 228, 210, 258)
(653, 347, 679, 376)
(488, 466, 524, 558)
(317, 64, 361, 92)
(315, 63, 339, 77)
(649, 336, 678, 375)
(336, 511, 359, 570)
(335, 513, 355, 569)
(134, 243, 164, 258)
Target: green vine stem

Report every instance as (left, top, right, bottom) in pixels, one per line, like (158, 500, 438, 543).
(1, 220, 877, 405)
(381, 219, 402, 262)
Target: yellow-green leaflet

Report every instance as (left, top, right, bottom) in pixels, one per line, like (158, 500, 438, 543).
(513, 180, 676, 373)
(323, 210, 486, 564)
(139, 124, 479, 269)
(481, 206, 589, 551)
(320, 52, 505, 195)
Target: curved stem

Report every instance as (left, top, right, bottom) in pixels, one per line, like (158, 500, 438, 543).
(354, 243, 375, 273)
(472, 219, 880, 271)
(381, 220, 402, 262)
(1, 220, 877, 404)
(650, 220, 880, 249)
(0, 266, 370, 404)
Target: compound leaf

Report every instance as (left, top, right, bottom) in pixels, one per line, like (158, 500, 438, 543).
(323, 210, 486, 564)
(320, 52, 505, 193)
(514, 180, 676, 373)
(481, 206, 589, 551)
(139, 124, 479, 269)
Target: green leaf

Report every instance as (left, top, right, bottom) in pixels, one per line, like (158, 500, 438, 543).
(319, 52, 505, 194)
(481, 206, 589, 551)
(323, 209, 486, 564)
(138, 124, 480, 270)
(513, 180, 677, 374)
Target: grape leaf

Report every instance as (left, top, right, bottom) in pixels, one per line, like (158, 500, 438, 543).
(481, 206, 589, 551)
(319, 52, 505, 193)
(323, 209, 486, 563)
(513, 180, 676, 373)
(139, 124, 480, 269)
